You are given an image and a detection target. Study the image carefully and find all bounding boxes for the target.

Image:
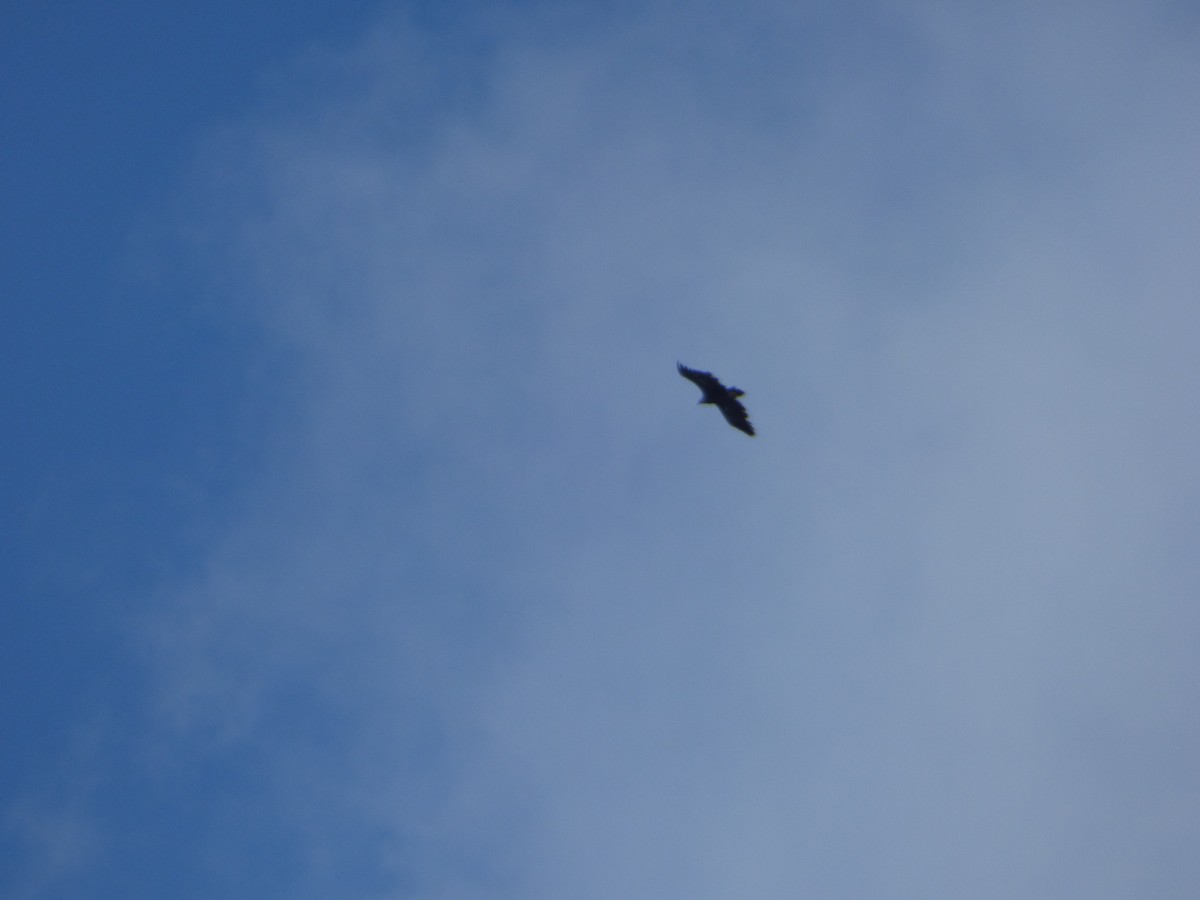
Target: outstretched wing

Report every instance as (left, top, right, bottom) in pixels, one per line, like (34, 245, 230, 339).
(676, 362, 723, 398)
(716, 394, 755, 436)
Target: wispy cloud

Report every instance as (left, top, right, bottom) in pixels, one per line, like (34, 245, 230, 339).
(77, 1, 1200, 897)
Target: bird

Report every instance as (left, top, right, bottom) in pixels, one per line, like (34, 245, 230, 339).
(677, 362, 755, 436)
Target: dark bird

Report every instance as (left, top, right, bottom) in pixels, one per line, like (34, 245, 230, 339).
(677, 362, 755, 436)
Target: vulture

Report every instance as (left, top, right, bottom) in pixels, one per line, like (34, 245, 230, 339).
(677, 362, 755, 436)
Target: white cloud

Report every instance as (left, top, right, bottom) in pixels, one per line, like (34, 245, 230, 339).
(139, 2, 1200, 897)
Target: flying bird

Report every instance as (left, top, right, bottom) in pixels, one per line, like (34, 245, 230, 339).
(677, 362, 755, 436)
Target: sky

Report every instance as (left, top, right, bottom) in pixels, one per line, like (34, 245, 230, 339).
(5, 0, 1200, 897)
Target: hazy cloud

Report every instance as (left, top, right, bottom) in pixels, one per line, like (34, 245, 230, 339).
(113, 2, 1200, 897)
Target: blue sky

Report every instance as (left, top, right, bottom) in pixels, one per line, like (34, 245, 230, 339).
(5, 1, 1200, 897)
